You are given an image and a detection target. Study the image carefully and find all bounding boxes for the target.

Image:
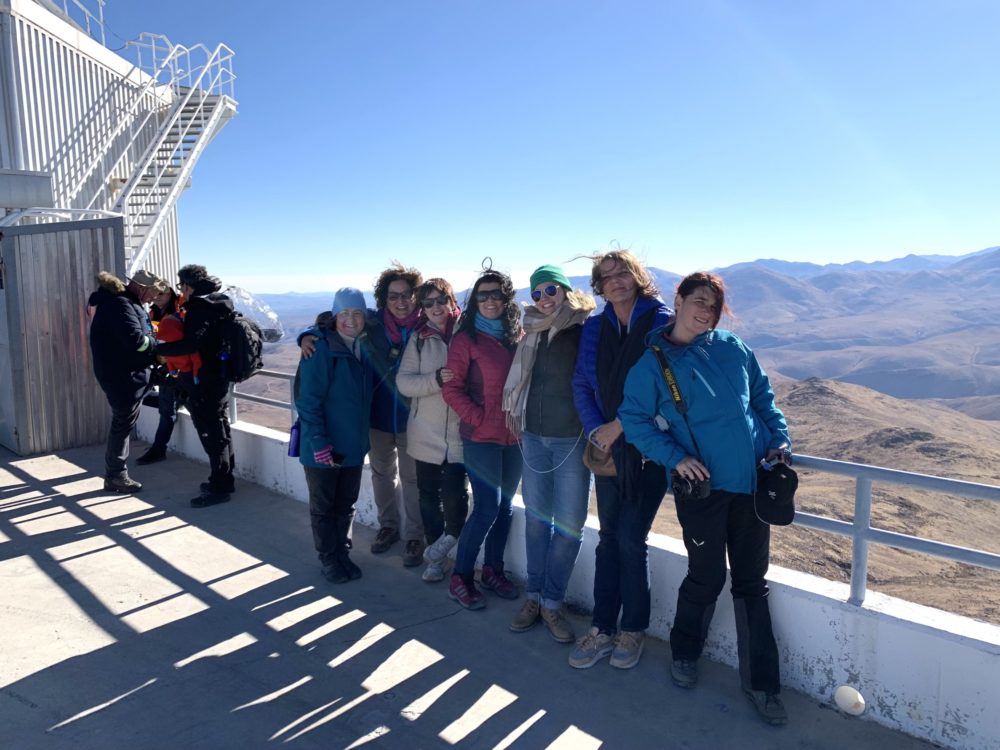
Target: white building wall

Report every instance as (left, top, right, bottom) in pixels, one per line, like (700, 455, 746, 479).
(0, 0, 180, 278)
(137, 409, 1000, 750)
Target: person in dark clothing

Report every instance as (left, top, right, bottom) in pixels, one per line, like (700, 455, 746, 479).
(568, 250, 673, 670)
(156, 264, 236, 507)
(87, 270, 158, 493)
(138, 282, 180, 466)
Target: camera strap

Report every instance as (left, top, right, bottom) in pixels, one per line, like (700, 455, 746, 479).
(650, 345, 704, 461)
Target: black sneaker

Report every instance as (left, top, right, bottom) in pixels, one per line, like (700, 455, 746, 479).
(671, 659, 698, 689)
(191, 490, 231, 508)
(402, 539, 425, 567)
(370, 527, 399, 554)
(104, 476, 142, 494)
(745, 690, 788, 726)
(322, 562, 349, 584)
(200, 481, 236, 494)
(136, 446, 166, 465)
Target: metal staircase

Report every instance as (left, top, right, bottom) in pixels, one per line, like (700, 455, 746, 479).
(109, 34, 237, 275)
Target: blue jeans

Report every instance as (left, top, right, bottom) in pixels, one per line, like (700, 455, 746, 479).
(454, 440, 523, 579)
(591, 462, 667, 633)
(520, 431, 592, 608)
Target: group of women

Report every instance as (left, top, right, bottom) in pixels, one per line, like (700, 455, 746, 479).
(293, 251, 794, 726)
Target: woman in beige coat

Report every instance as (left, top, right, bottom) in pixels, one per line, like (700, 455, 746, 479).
(397, 278, 469, 582)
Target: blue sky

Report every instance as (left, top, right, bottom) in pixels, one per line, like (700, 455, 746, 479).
(102, 1, 999, 293)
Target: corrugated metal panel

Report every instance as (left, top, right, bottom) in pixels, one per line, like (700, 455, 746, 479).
(0, 216, 124, 454)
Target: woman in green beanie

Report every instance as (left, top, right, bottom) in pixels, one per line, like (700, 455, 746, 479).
(503, 264, 596, 643)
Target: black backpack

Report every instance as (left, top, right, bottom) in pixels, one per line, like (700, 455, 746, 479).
(219, 310, 264, 382)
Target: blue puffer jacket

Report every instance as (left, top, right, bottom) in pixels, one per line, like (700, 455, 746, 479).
(294, 330, 373, 469)
(619, 326, 790, 495)
(572, 296, 673, 435)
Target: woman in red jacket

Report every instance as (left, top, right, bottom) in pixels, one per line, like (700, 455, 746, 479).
(442, 269, 523, 610)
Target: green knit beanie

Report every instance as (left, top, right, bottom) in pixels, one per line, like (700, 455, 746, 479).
(529, 264, 572, 292)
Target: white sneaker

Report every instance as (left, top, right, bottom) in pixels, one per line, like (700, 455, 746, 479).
(424, 533, 458, 564)
(422, 559, 450, 582)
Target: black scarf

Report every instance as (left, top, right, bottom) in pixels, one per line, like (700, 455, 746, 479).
(596, 306, 660, 499)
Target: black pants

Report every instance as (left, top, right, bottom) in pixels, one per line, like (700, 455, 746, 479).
(670, 489, 780, 693)
(183, 379, 235, 492)
(304, 465, 363, 566)
(152, 381, 179, 449)
(104, 396, 143, 478)
(415, 459, 469, 544)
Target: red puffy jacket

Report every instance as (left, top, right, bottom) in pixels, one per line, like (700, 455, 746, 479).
(443, 330, 518, 446)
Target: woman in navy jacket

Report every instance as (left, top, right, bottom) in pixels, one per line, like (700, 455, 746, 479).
(569, 250, 672, 670)
(295, 288, 374, 585)
(619, 271, 792, 726)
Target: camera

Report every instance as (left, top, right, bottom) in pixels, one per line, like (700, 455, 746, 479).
(671, 470, 711, 500)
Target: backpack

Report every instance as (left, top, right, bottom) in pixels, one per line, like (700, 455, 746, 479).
(219, 310, 264, 382)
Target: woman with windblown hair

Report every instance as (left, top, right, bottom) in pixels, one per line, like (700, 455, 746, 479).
(503, 264, 595, 644)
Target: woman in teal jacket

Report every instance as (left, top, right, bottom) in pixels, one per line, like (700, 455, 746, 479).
(619, 272, 792, 727)
(296, 288, 374, 584)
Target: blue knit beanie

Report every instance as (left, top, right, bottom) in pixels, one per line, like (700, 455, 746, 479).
(332, 287, 366, 315)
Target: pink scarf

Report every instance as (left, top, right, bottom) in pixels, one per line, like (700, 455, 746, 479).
(382, 306, 423, 345)
(415, 306, 460, 344)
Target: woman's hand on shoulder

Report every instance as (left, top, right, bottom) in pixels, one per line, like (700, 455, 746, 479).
(301, 334, 318, 360)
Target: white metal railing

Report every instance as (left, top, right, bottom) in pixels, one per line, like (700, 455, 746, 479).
(0, 207, 121, 227)
(228, 369, 296, 425)
(42, 0, 106, 45)
(224, 371, 1000, 608)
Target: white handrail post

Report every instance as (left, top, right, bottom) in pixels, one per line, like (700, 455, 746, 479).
(848, 476, 873, 605)
(228, 383, 238, 424)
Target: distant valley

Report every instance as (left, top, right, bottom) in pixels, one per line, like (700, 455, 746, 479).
(256, 245, 1000, 420)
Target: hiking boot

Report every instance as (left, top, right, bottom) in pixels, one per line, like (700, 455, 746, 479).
(403, 539, 425, 567)
(337, 552, 362, 581)
(136, 446, 166, 465)
(541, 606, 575, 643)
(370, 527, 399, 554)
(745, 690, 788, 726)
(480, 564, 518, 599)
(568, 627, 615, 669)
(322, 562, 349, 584)
(671, 659, 699, 689)
(424, 533, 458, 563)
(610, 630, 645, 669)
(448, 574, 485, 610)
(190, 490, 231, 508)
(421, 559, 450, 582)
(104, 475, 142, 494)
(510, 599, 541, 632)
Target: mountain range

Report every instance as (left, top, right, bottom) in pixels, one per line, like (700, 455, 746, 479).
(256, 246, 1000, 419)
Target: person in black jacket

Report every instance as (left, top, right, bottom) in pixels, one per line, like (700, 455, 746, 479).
(88, 270, 158, 493)
(156, 264, 236, 507)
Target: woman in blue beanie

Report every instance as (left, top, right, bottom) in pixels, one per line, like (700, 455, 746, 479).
(295, 288, 374, 584)
(503, 264, 595, 643)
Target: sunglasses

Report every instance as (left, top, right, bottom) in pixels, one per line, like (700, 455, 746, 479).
(476, 289, 505, 303)
(387, 291, 413, 302)
(421, 296, 450, 309)
(530, 284, 560, 302)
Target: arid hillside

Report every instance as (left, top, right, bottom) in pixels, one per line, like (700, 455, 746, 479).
(650, 378, 1000, 625)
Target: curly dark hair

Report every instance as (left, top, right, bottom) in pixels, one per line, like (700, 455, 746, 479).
(373, 262, 423, 310)
(456, 270, 521, 347)
(587, 250, 658, 300)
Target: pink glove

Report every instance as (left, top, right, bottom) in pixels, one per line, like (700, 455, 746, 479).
(314, 445, 334, 465)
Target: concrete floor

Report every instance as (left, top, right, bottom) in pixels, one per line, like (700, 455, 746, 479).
(0, 444, 939, 750)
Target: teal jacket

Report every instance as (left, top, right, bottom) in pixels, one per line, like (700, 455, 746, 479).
(619, 326, 790, 495)
(294, 329, 373, 468)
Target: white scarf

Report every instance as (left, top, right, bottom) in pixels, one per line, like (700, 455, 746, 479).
(503, 292, 595, 436)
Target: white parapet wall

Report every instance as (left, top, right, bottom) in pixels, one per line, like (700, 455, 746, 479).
(137, 408, 1000, 750)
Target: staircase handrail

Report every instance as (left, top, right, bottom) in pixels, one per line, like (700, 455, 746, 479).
(65, 33, 182, 206)
(114, 42, 235, 242)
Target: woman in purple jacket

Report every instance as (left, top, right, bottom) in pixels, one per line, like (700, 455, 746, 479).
(442, 269, 524, 610)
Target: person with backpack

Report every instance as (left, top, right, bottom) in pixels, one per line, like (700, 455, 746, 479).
(295, 288, 374, 584)
(156, 264, 237, 507)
